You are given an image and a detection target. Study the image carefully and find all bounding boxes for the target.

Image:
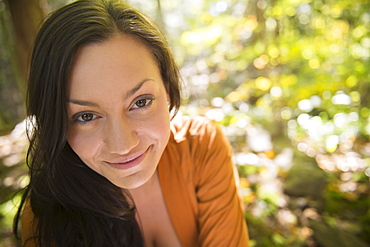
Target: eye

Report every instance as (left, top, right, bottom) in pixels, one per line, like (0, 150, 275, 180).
(131, 96, 154, 110)
(136, 99, 147, 108)
(80, 113, 95, 121)
(71, 112, 99, 123)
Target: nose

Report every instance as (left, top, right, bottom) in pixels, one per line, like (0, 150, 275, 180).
(104, 117, 139, 155)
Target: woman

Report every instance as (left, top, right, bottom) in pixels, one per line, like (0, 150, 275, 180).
(14, 0, 249, 246)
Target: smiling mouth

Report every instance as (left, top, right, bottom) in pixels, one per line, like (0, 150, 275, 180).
(105, 146, 151, 170)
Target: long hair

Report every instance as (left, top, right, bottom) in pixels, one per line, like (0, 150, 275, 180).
(13, 0, 181, 246)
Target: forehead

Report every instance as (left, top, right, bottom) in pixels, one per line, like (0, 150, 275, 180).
(67, 35, 161, 97)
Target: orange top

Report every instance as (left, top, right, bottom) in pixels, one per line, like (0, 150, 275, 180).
(21, 116, 249, 246)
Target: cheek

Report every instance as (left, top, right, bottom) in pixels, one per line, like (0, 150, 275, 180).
(67, 128, 100, 163)
(145, 104, 171, 141)
(149, 119, 170, 142)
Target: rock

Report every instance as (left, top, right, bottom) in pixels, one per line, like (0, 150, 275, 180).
(310, 220, 369, 247)
(283, 157, 327, 199)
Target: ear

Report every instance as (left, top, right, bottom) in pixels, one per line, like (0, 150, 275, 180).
(165, 83, 171, 104)
(167, 93, 171, 104)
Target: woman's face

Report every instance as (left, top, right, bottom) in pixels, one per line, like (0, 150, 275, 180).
(66, 35, 171, 189)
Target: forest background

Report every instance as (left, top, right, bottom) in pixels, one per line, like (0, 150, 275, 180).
(0, 0, 369, 246)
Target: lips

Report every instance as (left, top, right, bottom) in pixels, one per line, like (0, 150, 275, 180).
(105, 146, 150, 170)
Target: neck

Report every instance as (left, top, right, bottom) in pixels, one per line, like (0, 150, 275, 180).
(127, 169, 159, 200)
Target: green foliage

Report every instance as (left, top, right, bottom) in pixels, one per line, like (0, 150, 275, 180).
(175, 0, 370, 246)
(0, 120, 28, 246)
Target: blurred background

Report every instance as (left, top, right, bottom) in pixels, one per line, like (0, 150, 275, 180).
(0, 0, 369, 246)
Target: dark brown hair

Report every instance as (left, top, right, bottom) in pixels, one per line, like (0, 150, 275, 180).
(14, 0, 181, 246)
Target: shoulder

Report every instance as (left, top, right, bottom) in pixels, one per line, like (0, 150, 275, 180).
(169, 115, 224, 144)
(21, 198, 39, 246)
(168, 115, 232, 163)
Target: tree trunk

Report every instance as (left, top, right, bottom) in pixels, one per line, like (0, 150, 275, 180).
(0, 0, 49, 134)
(155, 0, 166, 33)
(5, 0, 49, 90)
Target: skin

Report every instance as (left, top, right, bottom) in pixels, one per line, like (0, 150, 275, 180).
(66, 34, 171, 190)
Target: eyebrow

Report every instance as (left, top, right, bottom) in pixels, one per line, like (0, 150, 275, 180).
(124, 79, 153, 101)
(68, 79, 153, 107)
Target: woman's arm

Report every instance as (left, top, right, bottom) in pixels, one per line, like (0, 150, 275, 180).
(192, 120, 249, 246)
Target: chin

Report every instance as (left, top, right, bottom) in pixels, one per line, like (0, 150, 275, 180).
(111, 170, 154, 190)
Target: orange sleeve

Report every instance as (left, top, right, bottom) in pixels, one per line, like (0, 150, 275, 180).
(192, 120, 249, 246)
